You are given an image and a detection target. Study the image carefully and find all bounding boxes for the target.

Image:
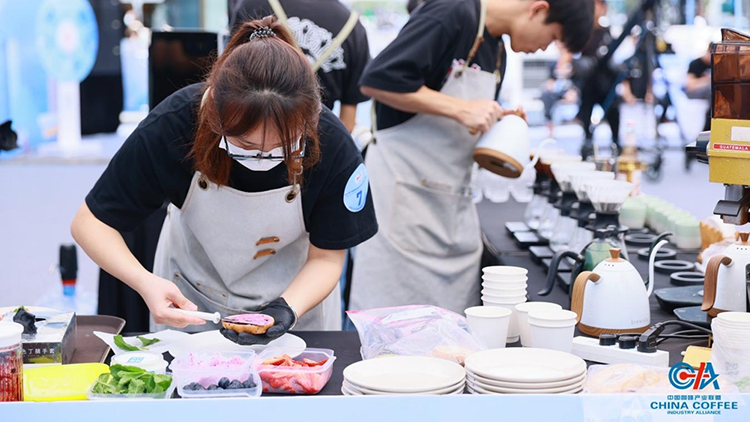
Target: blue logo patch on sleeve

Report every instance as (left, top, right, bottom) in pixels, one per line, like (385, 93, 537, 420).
(343, 163, 369, 213)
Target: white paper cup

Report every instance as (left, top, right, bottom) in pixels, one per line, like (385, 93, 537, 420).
(482, 273, 529, 283)
(717, 312, 750, 324)
(529, 321, 576, 353)
(528, 309, 578, 328)
(482, 266, 528, 277)
(514, 302, 564, 347)
(482, 280, 527, 290)
(482, 295, 527, 305)
(481, 298, 526, 343)
(481, 288, 527, 298)
(465, 306, 512, 349)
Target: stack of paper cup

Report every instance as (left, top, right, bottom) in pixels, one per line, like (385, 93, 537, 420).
(711, 312, 750, 381)
(527, 310, 578, 353)
(514, 302, 563, 347)
(481, 266, 529, 343)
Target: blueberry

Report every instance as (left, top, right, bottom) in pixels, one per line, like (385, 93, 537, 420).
(228, 380, 243, 390)
(194, 383, 205, 391)
(182, 383, 194, 391)
(218, 377, 230, 389)
(208, 385, 220, 390)
(242, 379, 256, 389)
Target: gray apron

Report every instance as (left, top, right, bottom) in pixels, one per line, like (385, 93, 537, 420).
(350, 0, 498, 315)
(152, 172, 341, 332)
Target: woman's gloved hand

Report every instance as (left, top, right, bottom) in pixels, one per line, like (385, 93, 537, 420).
(220, 298, 297, 345)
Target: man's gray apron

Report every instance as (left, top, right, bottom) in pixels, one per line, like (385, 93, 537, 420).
(350, 0, 498, 314)
(152, 172, 341, 332)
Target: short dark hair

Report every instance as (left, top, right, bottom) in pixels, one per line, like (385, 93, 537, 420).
(546, 0, 595, 53)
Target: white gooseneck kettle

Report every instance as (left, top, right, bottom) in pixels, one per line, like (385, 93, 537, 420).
(702, 232, 750, 317)
(473, 114, 556, 178)
(570, 240, 669, 336)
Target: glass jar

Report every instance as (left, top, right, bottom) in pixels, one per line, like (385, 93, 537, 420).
(0, 322, 24, 402)
(549, 215, 578, 252)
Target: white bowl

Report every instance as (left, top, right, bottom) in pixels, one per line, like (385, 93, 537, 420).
(482, 266, 528, 277)
(482, 288, 527, 298)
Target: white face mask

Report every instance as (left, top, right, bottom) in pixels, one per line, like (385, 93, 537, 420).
(219, 138, 285, 172)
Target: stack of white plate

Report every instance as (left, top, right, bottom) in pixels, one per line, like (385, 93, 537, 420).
(481, 266, 529, 342)
(341, 356, 466, 396)
(464, 348, 586, 395)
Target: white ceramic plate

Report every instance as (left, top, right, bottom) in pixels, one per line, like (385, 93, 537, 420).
(342, 384, 362, 396)
(343, 379, 465, 396)
(167, 330, 306, 357)
(467, 376, 585, 394)
(466, 378, 582, 395)
(466, 370, 586, 389)
(342, 356, 465, 393)
(465, 348, 586, 383)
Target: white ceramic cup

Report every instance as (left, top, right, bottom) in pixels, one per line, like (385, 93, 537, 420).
(528, 321, 576, 353)
(527, 309, 578, 328)
(482, 298, 527, 343)
(481, 288, 527, 298)
(514, 302, 564, 347)
(465, 306, 512, 349)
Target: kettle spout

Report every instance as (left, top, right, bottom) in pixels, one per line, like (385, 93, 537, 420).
(647, 232, 673, 297)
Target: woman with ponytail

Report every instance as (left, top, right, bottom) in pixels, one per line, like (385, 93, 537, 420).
(71, 16, 378, 343)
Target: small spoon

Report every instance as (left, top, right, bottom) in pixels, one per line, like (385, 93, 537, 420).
(174, 308, 221, 324)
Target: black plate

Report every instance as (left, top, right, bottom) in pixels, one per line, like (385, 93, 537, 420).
(637, 247, 677, 261)
(506, 222, 530, 234)
(673, 306, 711, 328)
(670, 271, 705, 286)
(625, 233, 658, 246)
(654, 286, 703, 312)
(654, 260, 696, 275)
(529, 246, 554, 263)
(514, 231, 547, 249)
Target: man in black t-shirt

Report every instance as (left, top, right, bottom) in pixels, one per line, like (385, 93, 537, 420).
(350, 0, 594, 314)
(229, 0, 371, 132)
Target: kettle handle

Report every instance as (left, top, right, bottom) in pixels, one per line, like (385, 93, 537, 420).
(646, 232, 672, 298)
(571, 271, 601, 323)
(702, 254, 732, 312)
(539, 250, 583, 296)
(527, 138, 557, 169)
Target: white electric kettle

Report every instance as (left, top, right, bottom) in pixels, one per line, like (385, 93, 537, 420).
(473, 115, 555, 178)
(702, 232, 750, 317)
(570, 244, 667, 337)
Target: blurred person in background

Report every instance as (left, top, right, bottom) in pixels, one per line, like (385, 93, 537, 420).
(685, 45, 712, 131)
(230, 0, 371, 133)
(540, 42, 577, 136)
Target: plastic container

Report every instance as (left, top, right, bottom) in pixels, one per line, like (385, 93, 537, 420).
(87, 382, 176, 400)
(24, 363, 109, 402)
(170, 350, 261, 398)
(0, 322, 23, 402)
(111, 352, 168, 374)
(255, 348, 335, 395)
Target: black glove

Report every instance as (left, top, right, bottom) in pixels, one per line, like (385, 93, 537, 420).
(220, 298, 297, 346)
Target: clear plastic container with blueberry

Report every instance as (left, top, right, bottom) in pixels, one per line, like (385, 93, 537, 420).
(170, 350, 261, 398)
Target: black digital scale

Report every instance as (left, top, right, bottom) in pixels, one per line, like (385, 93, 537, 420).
(654, 286, 703, 312)
(529, 245, 554, 264)
(542, 257, 574, 272)
(674, 306, 711, 328)
(514, 231, 547, 249)
(505, 222, 530, 234)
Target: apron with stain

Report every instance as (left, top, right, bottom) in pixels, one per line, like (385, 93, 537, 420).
(350, 0, 500, 315)
(152, 172, 341, 332)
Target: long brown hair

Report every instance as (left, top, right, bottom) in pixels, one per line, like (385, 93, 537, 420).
(191, 16, 321, 186)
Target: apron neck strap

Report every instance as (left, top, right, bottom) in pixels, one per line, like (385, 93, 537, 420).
(312, 10, 360, 72)
(461, 0, 488, 73)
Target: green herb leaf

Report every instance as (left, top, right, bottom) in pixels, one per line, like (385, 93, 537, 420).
(137, 336, 161, 348)
(92, 364, 171, 396)
(128, 378, 146, 394)
(113, 335, 141, 351)
(110, 364, 145, 378)
(153, 374, 172, 391)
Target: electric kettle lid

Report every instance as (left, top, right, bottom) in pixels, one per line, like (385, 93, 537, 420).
(728, 232, 750, 254)
(597, 248, 638, 273)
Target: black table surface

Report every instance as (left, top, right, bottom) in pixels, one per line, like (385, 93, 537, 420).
(122, 198, 706, 397)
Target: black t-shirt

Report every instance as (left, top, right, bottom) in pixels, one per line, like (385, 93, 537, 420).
(230, 0, 371, 109)
(688, 57, 711, 78)
(360, 0, 506, 130)
(86, 83, 378, 250)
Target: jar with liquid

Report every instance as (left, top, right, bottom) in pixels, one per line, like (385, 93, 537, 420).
(0, 322, 24, 402)
(712, 29, 750, 120)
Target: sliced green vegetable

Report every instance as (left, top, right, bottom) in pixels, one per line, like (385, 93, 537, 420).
(92, 365, 172, 396)
(137, 336, 161, 347)
(113, 335, 141, 351)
